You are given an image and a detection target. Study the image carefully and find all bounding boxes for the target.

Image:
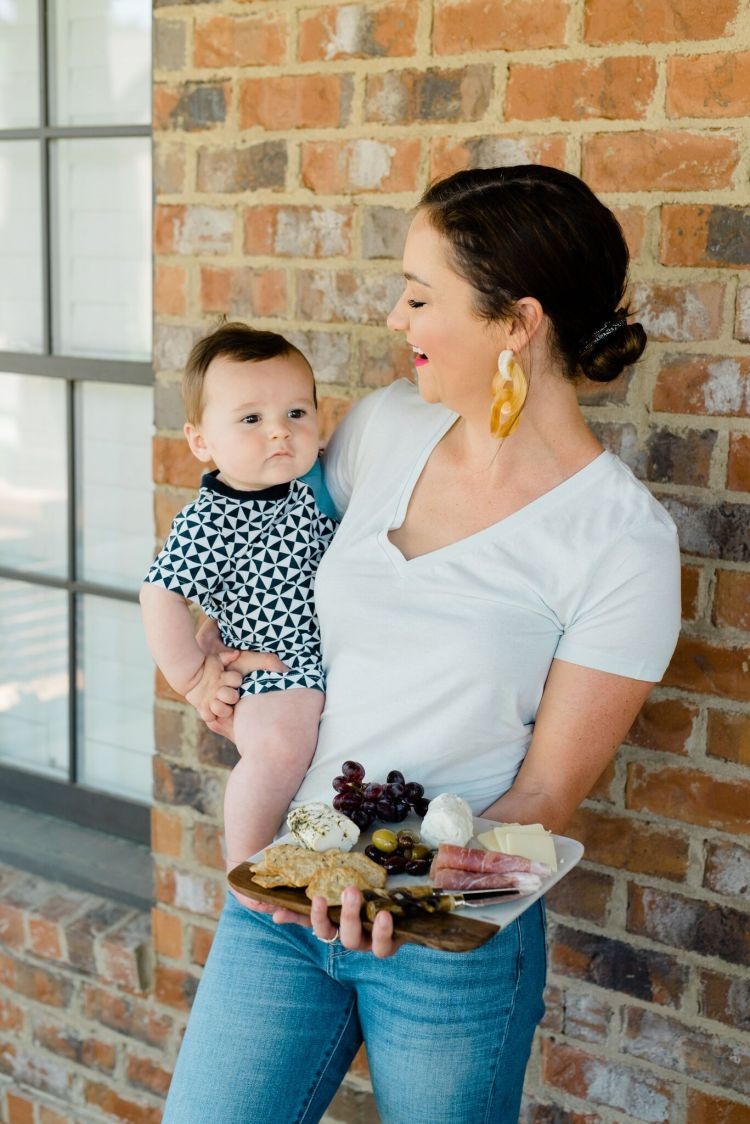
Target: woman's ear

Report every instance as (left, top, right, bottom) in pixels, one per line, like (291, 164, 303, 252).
(507, 297, 544, 350)
(184, 422, 212, 463)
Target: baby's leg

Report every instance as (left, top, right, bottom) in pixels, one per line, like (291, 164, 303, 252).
(224, 688, 324, 869)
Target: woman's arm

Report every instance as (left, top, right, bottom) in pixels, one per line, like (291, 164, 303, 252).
(482, 659, 654, 834)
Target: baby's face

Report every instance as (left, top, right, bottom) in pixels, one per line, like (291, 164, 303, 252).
(185, 353, 321, 492)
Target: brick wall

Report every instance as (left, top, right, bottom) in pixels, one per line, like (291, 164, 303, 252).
(2, 1, 748, 1121)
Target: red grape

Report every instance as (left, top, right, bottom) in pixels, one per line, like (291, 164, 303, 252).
(342, 760, 366, 783)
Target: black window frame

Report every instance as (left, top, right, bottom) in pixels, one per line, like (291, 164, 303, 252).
(0, 0, 153, 844)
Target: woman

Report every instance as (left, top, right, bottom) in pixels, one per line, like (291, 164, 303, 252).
(162, 165, 681, 1124)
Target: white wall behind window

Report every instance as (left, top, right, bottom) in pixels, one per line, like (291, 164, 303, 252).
(51, 137, 152, 361)
(77, 381, 154, 590)
(0, 0, 39, 127)
(0, 580, 68, 779)
(0, 374, 67, 576)
(50, 0, 151, 126)
(0, 142, 43, 352)
(77, 595, 155, 802)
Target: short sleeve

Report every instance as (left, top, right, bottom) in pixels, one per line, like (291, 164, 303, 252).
(322, 390, 385, 517)
(554, 516, 681, 682)
(144, 504, 222, 603)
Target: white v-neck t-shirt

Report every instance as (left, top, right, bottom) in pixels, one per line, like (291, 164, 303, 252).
(293, 379, 681, 815)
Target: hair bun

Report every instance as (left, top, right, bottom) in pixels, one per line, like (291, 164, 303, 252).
(579, 319, 646, 383)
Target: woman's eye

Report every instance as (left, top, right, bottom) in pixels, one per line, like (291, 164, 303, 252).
(241, 414, 260, 425)
(407, 299, 425, 309)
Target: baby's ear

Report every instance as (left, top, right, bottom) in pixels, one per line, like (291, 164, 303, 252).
(184, 422, 212, 463)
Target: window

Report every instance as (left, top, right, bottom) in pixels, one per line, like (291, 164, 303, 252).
(0, 0, 153, 842)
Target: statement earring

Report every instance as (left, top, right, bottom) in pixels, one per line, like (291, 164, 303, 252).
(490, 349, 528, 439)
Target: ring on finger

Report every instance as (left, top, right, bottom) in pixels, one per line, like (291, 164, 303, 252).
(315, 928, 339, 944)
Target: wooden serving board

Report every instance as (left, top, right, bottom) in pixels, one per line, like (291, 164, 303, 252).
(227, 862, 499, 953)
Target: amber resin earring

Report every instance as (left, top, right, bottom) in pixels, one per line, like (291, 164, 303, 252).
(490, 349, 528, 439)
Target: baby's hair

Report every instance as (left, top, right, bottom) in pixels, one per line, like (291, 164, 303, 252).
(183, 320, 315, 424)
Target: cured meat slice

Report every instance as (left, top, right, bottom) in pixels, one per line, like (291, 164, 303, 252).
(431, 869, 544, 893)
(430, 844, 550, 878)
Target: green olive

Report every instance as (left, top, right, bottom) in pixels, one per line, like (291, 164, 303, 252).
(397, 830, 418, 848)
(410, 844, 430, 860)
(371, 828, 399, 854)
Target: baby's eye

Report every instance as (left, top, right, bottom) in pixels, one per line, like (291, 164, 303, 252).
(407, 299, 425, 309)
(288, 408, 307, 419)
(241, 414, 261, 425)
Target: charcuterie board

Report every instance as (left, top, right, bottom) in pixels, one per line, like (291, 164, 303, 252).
(228, 817, 584, 953)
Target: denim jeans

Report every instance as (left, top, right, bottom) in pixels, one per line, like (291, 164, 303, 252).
(162, 892, 547, 1124)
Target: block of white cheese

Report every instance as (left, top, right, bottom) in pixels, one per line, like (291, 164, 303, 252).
(476, 822, 558, 871)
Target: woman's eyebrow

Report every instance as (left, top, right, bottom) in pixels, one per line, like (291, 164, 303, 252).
(404, 271, 431, 286)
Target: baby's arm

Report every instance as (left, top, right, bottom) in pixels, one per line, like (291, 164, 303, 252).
(139, 583, 227, 709)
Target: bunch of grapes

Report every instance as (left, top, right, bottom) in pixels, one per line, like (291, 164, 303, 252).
(332, 760, 430, 831)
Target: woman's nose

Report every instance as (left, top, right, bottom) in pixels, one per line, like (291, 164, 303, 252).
(386, 293, 407, 332)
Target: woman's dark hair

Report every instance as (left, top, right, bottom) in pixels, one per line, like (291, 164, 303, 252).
(419, 165, 646, 383)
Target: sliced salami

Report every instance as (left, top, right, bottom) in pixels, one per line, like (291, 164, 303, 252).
(430, 844, 550, 878)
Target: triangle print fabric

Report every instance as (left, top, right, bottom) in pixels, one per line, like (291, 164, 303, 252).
(145, 472, 337, 695)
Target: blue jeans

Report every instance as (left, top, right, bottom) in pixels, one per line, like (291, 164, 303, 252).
(162, 893, 547, 1124)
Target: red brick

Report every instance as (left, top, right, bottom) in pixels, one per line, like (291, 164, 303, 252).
(154, 263, 186, 317)
(433, 0, 568, 52)
(0, 996, 23, 1031)
(681, 565, 701, 622)
(318, 396, 353, 444)
(621, 1005, 750, 1093)
(154, 864, 224, 919)
(0, 950, 73, 1008)
(239, 74, 349, 130)
(364, 66, 492, 124)
(507, 57, 656, 121)
(584, 0, 738, 43)
(668, 52, 750, 118)
(543, 866, 613, 924)
(634, 284, 725, 343)
(81, 985, 173, 1049)
(196, 142, 287, 194)
(644, 425, 716, 488)
(243, 205, 354, 258)
(153, 757, 223, 819)
(658, 493, 747, 564)
(661, 204, 750, 268)
(540, 1038, 675, 1118)
(200, 267, 287, 318)
(153, 82, 228, 132)
(688, 1089, 750, 1124)
(728, 432, 750, 491)
(154, 706, 188, 760)
(626, 761, 750, 834)
(582, 131, 738, 192)
(550, 923, 688, 1006)
(663, 634, 749, 700)
(430, 134, 567, 181)
(298, 4, 418, 60)
(612, 205, 647, 261)
(628, 696, 697, 754)
(155, 204, 234, 256)
(151, 907, 183, 959)
(704, 838, 750, 896)
(39, 1110, 71, 1124)
(191, 923, 215, 967)
(28, 916, 64, 961)
(653, 354, 750, 417)
(707, 709, 750, 766)
(192, 822, 225, 870)
(154, 964, 200, 1011)
(566, 807, 690, 879)
(5, 1091, 34, 1124)
(151, 807, 184, 860)
(0, 903, 25, 950)
(737, 285, 750, 342)
(627, 886, 750, 968)
(154, 144, 185, 195)
(301, 137, 421, 194)
(698, 968, 750, 1033)
(85, 1082, 162, 1124)
(34, 1021, 116, 1073)
(194, 13, 287, 67)
(125, 1053, 173, 1096)
(152, 435, 201, 489)
(97, 913, 152, 993)
(713, 569, 750, 630)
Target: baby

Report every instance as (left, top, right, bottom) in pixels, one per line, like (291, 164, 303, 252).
(140, 322, 337, 872)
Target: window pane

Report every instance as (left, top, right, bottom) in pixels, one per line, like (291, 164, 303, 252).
(77, 595, 154, 802)
(76, 381, 154, 590)
(50, 137, 152, 361)
(50, 0, 151, 126)
(0, 142, 43, 353)
(0, 0, 39, 127)
(0, 579, 69, 779)
(0, 374, 67, 577)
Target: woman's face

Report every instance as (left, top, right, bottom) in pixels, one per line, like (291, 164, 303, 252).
(387, 210, 508, 417)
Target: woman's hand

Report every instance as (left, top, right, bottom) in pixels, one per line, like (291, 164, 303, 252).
(272, 889, 404, 959)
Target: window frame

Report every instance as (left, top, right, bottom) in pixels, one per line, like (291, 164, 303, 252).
(0, 0, 153, 843)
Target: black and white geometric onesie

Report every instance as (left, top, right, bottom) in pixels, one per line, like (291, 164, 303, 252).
(144, 465, 337, 698)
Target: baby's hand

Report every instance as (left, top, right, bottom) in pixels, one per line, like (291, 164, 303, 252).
(185, 653, 242, 724)
(231, 650, 289, 677)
